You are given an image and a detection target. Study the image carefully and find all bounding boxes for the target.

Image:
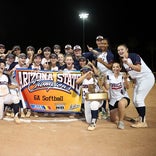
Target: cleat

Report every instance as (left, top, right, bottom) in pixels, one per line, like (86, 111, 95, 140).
(69, 113, 75, 119)
(14, 116, 21, 124)
(26, 111, 31, 118)
(34, 114, 39, 118)
(117, 121, 125, 129)
(43, 113, 49, 117)
(21, 112, 25, 118)
(10, 112, 15, 118)
(131, 122, 148, 128)
(5, 112, 11, 117)
(33, 112, 39, 118)
(50, 113, 56, 117)
(88, 123, 96, 131)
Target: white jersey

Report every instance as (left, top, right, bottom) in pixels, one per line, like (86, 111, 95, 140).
(82, 78, 100, 100)
(11, 64, 27, 85)
(41, 58, 50, 65)
(0, 74, 10, 96)
(97, 52, 112, 74)
(107, 73, 129, 106)
(51, 66, 59, 71)
(123, 54, 153, 80)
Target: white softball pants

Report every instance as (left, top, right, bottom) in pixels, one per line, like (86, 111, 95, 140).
(133, 73, 155, 107)
(84, 100, 103, 123)
(0, 94, 20, 119)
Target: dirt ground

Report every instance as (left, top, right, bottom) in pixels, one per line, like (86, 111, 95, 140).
(0, 83, 156, 156)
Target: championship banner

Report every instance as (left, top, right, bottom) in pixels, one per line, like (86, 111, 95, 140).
(16, 69, 82, 113)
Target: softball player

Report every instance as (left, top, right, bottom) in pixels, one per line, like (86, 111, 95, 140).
(96, 39, 114, 119)
(76, 65, 103, 131)
(0, 59, 20, 123)
(117, 44, 155, 128)
(10, 53, 28, 118)
(105, 62, 130, 129)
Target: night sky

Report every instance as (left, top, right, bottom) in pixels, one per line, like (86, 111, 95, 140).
(0, 0, 155, 70)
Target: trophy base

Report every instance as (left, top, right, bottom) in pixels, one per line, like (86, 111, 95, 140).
(86, 93, 108, 101)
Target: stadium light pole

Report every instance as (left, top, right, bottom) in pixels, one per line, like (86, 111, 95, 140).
(79, 12, 89, 52)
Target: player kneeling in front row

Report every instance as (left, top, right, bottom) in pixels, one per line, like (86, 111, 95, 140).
(0, 59, 20, 123)
(76, 65, 103, 131)
(105, 62, 130, 129)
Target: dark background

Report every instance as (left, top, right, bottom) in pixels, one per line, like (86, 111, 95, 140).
(0, 0, 155, 71)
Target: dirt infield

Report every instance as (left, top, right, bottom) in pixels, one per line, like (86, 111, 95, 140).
(0, 84, 156, 156)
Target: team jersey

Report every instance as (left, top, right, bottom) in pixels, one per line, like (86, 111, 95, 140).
(106, 73, 129, 106)
(82, 78, 100, 100)
(41, 58, 51, 65)
(123, 53, 153, 79)
(51, 66, 59, 71)
(11, 64, 27, 85)
(0, 74, 11, 96)
(28, 63, 44, 70)
(97, 51, 114, 74)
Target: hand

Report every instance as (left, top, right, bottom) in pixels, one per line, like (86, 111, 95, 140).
(87, 45, 93, 52)
(97, 58, 103, 63)
(37, 48, 42, 54)
(121, 57, 128, 64)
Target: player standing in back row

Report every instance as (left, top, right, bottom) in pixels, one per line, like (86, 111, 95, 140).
(117, 44, 155, 128)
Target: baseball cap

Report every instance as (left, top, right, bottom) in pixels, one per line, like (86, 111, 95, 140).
(96, 35, 104, 40)
(18, 53, 26, 59)
(53, 44, 61, 49)
(79, 56, 87, 62)
(12, 45, 21, 51)
(65, 44, 72, 49)
(33, 54, 42, 59)
(7, 53, 15, 59)
(43, 46, 51, 52)
(51, 53, 58, 59)
(80, 65, 92, 72)
(0, 44, 5, 48)
(73, 45, 81, 50)
(26, 46, 35, 52)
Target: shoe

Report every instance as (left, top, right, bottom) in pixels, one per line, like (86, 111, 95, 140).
(50, 113, 56, 117)
(43, 113, 49, 117)
(33, 112, 39, 118)
(10, 112, 15, 118)
(5, 112, 11, 117)
(26, 111, 31, 118)
(117, 121, 125, 129)
(14, 116, 20, 124)
(131, 121, 148, 128)
(34, 114, 39, 118)
(21, 112, 25, 118)
(88, 123, 96, 131)
(69, 113, 75, 119)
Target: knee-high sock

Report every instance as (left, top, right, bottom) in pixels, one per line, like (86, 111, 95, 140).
(91, 110, 98, 123)
(99, 100, 106, 112)
(136, 106, 146, 122)
(13, 104, 19, 115)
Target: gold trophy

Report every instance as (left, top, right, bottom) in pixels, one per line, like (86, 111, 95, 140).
(86, 74, 108, 101)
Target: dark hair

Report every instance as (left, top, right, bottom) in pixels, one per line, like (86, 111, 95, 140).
(0, 59, 6, 66)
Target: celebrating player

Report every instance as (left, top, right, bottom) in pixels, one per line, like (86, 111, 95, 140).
(117, 44, 155, 128)
(0, 59, 20, 123)
(105, 62, 130, 129)
(76, 65, 103, 131)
